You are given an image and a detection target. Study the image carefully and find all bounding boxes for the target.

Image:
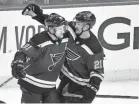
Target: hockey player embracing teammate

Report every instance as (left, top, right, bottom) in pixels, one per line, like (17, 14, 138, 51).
(21, 4, 105, 103)
(11, 10, 75, 103)
(59, 11, 105, 103)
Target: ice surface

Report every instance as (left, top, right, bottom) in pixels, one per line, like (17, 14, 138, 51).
(0, 81, 139, 104)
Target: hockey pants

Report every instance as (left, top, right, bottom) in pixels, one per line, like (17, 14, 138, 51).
(20, 86, 60, 103)
(58, 77, 96, 103)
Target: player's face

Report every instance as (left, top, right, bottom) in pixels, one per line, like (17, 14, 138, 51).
(74, 21, 85, 35)
(54, 25, 67, 39)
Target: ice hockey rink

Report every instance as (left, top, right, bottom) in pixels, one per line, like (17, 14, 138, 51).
(1, 0, 139, 104)
(0, 79, 139, 104)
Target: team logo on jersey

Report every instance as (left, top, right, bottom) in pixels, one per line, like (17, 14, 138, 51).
(48, 52, 65, 71)
(66, 47, 80, 61)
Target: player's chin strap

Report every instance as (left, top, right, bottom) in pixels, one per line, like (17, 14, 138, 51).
(47, 28, 62, 45)
(81, 24, 91, 35)
(48, 31, 57, 40)
(75, 27, 89, 38)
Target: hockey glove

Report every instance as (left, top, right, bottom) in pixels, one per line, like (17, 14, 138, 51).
(22, 3, 43, 17)
(11, 60, 26, 79)
(82, 77, 102, 102)
(89, 76, 102, 90)
(82, 85, 97, 103)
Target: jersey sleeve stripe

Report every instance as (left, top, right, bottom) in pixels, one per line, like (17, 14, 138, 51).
(38, 40, 53, 47)
(81, 44, 94, 55)
(61, 65, 90, 86)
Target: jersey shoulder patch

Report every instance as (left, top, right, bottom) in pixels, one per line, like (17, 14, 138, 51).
(66, 47, 80, 61)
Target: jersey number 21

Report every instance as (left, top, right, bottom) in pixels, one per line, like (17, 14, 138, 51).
(94, 60, 103, 69)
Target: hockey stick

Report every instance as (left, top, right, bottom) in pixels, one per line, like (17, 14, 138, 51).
(0, 77, 14, 88)
(96, 94, 139, 99)
(0, 64, 31, 88)
(63, 92, 139, 99)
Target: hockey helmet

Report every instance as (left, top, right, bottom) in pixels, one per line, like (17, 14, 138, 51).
(74, 11, 96, 28)
(45, 13, 67, 27)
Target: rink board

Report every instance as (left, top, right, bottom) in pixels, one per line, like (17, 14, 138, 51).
(0, 5, 139, 86)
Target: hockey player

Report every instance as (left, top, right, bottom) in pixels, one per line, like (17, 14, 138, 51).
(22, 4, 105, 103)
(11, 13, 72, 103)
(59, 11, 105, 103)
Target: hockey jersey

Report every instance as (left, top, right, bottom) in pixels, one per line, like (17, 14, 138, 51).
(29, 14, 104, 93)
(14, 31, 73, 93)
(61, 22, 105, 92)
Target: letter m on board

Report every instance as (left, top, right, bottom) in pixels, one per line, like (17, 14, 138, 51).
(0, 27, 7, 53)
